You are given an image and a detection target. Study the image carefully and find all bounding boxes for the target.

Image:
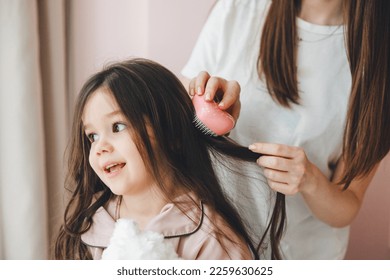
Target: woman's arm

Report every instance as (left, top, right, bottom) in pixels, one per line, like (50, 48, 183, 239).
(248, 142, 379, 228)
(303, 157, 378, 227)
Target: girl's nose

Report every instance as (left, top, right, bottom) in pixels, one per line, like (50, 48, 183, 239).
(95, 137, 113, 155)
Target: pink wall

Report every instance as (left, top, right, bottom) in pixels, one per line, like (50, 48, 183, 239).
(68, 0, 390, 259)
(147, 0, 214, 75)
(68, 0, 213, 99)
(345, 154, 390, 259)
(68, 0, 149, 100)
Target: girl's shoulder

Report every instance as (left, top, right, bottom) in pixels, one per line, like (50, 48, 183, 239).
(169, 193, 253, 259)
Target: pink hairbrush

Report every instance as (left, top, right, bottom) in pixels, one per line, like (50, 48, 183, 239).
(192, 94, 235, 137)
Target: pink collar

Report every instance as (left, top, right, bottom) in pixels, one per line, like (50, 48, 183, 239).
(81, 193, 204, 248)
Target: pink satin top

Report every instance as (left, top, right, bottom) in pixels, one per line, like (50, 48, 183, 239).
(81, 192, 253, 260)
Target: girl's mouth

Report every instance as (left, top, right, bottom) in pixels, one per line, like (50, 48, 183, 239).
(104, 163, 126, 174)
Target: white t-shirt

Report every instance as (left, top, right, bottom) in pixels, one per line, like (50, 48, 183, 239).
(182, 0, 351, 259)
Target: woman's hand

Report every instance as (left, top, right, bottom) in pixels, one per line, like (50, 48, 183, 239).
(248, 142, 378, 227)
(187, 71, 241, 121)
(248, 142, 317, 196)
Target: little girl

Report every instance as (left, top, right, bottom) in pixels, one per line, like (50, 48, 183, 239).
(54, 58, 285, 260)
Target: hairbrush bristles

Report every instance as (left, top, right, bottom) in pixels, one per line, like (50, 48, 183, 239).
(192, 94, 235, 137)
(193, 114, 218, 137)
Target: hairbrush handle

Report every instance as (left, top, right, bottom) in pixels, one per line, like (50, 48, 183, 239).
(192, 94, 235, 136)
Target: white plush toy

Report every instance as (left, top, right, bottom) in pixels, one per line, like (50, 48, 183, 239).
(101, 219, 180, 260)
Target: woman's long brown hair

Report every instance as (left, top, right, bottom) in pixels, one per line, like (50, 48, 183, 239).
(259, 0, 300, 106)
(259, 0, 389, 188)
(55, 58, 286, 260)
(341, 0, 390, 187)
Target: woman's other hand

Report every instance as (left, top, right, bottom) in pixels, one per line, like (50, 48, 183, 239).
(248, 142, 377, 227)
(248, 142, 317, 196)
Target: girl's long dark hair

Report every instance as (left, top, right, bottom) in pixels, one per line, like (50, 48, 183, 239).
(259, 0, 390, 188)
(55, 58, 286, 260)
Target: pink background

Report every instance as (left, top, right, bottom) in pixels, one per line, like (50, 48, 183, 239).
(68, 0, 390, 259)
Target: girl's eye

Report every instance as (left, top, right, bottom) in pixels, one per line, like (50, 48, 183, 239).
(87, 133, 99, 143)
(113, 123, 126, 133)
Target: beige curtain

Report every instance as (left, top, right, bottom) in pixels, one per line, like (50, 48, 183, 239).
(0, 0, 68, 259)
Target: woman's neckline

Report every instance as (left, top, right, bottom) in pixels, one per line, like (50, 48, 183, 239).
(296, 17, 344, 35)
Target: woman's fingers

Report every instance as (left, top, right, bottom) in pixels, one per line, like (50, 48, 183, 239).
(203, 77, 241, 120)
(249, 142, 301, 158)
(217, 80, 241, 119)
(263, 167, 302, 195)
(188, 77, 196, 97)
(263, 167, 289, 183)
(266, 180, 298, 195)
(191, 72, 241, 122)
(203, 76, 226, 100)
(257, 155, 291, 171)
(249, 143, 310, 195)
(194, 71, 211, 96)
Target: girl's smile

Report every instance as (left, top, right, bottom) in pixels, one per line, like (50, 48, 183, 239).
(102, 161, 126, 177)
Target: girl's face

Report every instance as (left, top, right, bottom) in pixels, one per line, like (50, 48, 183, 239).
(82, 88, 156, 196)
